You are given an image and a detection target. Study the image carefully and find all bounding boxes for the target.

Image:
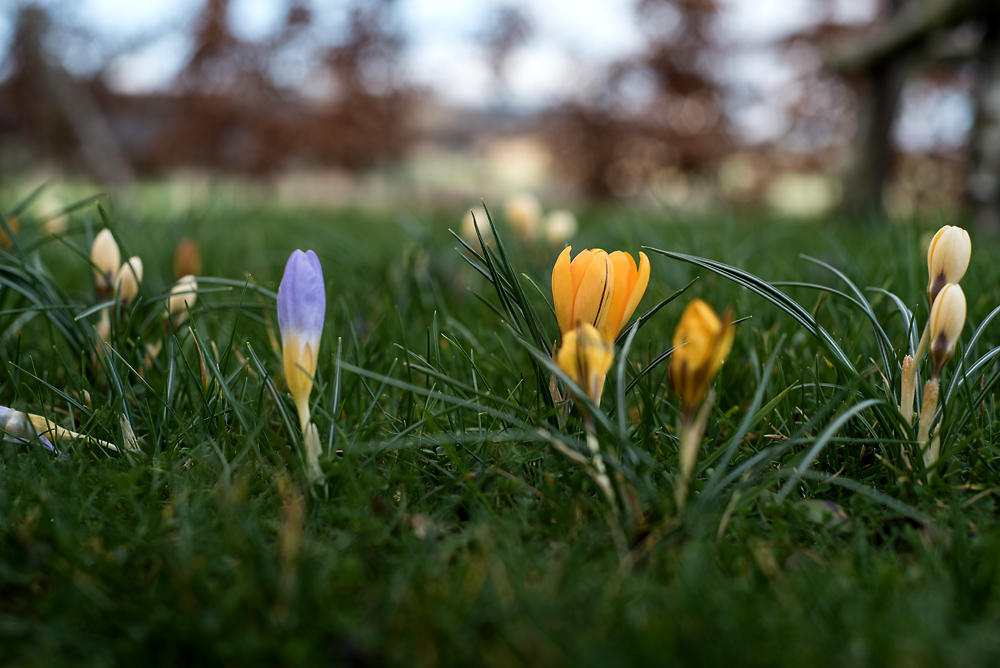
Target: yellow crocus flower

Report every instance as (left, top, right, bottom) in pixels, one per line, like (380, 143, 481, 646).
(552, 246, 650, 342)
(669, 299, 734, 414)
(556, 322, 614, 404)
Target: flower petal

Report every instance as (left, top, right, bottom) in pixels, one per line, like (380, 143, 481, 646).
(573, 251, 615, 332)
(619, 251, 650, 331)
(552, 246, 574, 336)
(601, 251, 637, 341)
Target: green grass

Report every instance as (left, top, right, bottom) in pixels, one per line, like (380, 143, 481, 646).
(1, 187, 1000, 666)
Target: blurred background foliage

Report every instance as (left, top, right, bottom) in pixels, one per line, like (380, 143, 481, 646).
(1, 0, 999, 225)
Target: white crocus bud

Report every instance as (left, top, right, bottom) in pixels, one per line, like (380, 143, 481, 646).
(926, 225, 970, 304)
(928, 283, 966, 377)
(114, 256, 143, 306)
(91, 229, 121, 293)
(503, 192, 542, 241)
(543, 209, 578, 247)
(167, 275, 198, 325)
(459, 207, 488, 252)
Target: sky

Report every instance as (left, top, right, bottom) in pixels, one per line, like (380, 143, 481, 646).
(0, 0, 973, 150)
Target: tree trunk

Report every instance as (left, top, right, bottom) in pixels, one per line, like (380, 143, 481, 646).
(841, 57, 911, 216)
(968, 8, 1000, 232)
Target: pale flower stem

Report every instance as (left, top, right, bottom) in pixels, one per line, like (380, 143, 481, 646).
(917, 378, 940, 466)
(583, 416, 616, 504)
(899, 355, 916, 422)
(675, 390, 715, 512)
(304, 422, 323, 484)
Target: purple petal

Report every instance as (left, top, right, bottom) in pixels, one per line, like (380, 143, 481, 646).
(0, 405, 63, 458)
(277, 250, 326, 344)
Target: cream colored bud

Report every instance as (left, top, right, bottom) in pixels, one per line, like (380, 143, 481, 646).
(459, 207, 488, 252)
(167, 275, 198, 324)
(91, 229, 121, 291)
(114, 256, 143, 305)
(543, 209, 578, 247)
(926, 225, 970, 304)
(503, 192, 542, 241)
(173, 238, 202, 278)
(928, 283, 966, 376)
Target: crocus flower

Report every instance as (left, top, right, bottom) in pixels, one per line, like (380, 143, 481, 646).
(669, 299, 734, 415)
(0, 405, 57, 453)
(114, 256, 143, 306)
(926, 225, 970, 304)
(167, 275, 198, 326)
(173, 237, 203, 278)
(557, 322, 614, 404)
(504, 192, 542, 241)
(91, 229, 121, 294)
(552, 246, 650, 342)
(0, 215, 18, 250)
(278, 249, 325, 431)
(543, 210, 578, 247)
(928, 283, 966, 377)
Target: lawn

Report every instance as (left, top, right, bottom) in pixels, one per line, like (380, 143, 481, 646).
(1, 187, 999, 667)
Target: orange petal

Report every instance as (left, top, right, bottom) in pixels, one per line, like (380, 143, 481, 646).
(601, 251, 636, 341)
(552, 246, 574, 336)
(573, 252, 615, 332)
(569, 249, 595, 298)
(619, 251, 650, 331)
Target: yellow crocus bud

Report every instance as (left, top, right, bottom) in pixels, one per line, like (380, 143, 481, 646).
(167, 275, 198, 325)
(114, 256, 143, 306)
(551, 246, 650, 342)
(926, 225, 970, 305)
(557, 322, 615, 404)
(504, 192, 542, 241)
(927, 283, 965, 377)
(0, 215, 19, 249)
(669, 299, 734, 414)
(91, 229, 121, 293)
(173, 237, 202, 278)
(543, 209, 578, 247)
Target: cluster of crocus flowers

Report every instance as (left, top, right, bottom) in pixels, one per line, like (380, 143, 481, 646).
(899, 225, 970, 467)
(669, 299, 734, 509)
(551, 246, 650, 504)
(90, 229, 143, 342)
(278, 249, 326, 483)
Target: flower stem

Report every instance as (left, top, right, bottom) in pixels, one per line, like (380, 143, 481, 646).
(675, 390, 714, 512)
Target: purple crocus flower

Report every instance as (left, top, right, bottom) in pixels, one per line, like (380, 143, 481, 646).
(0, 405, 60, 456)
(277, 250, 325, 431)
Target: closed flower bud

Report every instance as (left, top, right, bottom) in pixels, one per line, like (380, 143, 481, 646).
(552, 246, 650, 342)
(556, 322, 614, 404)
(173, 237, 202, 278)
(167, 275, 198, 325)
(543, 209, 578, 247)
(114, 256, 143, 305)
(0, 215, 19, 249)
(91, 229, 121, 292)
(928, 283, 965, 376)
(278, 250, 325, 431)
(670, 300, 734, 414)
(504, 192, 542, 241)
(459, 207, 488, 252)
(927, 225, 970, 304)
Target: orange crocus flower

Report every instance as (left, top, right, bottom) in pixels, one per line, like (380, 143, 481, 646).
(551, 247, 650, 342)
